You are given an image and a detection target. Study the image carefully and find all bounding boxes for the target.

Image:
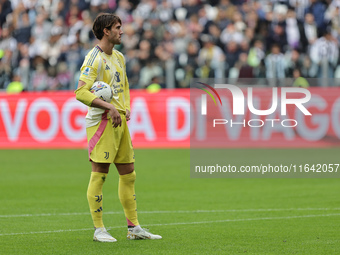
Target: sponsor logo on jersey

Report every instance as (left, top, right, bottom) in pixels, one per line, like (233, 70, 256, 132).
(105, 65, 110, 70)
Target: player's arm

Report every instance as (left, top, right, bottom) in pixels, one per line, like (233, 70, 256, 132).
(124, 75, 131, 121)
(75, 81, 121, 127)
(123, 57, 131, 121)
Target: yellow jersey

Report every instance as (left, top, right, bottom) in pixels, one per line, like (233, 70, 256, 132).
(79, 45, 130, 128)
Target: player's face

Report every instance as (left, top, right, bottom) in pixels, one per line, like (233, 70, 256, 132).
(108, 23, 123, 45)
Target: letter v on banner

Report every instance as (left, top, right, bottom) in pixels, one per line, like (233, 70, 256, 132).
(0, 99, 28, 141)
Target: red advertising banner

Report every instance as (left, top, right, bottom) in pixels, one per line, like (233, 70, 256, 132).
(190, 87, 340, 148)
(0, 88, 339, 149)
(0, 90, 190, 149)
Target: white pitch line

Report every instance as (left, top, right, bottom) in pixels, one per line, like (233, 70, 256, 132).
(0, 213, 340, 237)
(1, 208, 340, 218)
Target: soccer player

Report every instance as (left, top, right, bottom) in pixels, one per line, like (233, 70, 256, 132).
(75, 13, 161, 242)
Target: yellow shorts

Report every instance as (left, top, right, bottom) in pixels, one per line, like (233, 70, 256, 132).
(86, 113, 135, 164)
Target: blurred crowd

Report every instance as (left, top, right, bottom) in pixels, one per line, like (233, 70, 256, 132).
(0, 0, 340, 91)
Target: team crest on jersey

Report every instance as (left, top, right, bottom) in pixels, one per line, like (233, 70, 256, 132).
(103, 59, 107, 64)
(114, 72, 121, 82)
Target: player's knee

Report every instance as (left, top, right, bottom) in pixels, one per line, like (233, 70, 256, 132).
(92, 162, 110, 173)
(121, 169, 136, 181)
(116, 163, 134, 175)
(130, 170, 136, 181)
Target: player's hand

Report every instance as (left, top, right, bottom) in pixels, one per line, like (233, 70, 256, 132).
(126, 109, 130, 121)
(109, 106, 121, 128)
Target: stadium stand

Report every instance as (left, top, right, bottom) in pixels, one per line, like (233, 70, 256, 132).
(0, 0, 339, 91)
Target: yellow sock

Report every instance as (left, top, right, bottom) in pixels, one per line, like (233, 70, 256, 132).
(87, 172, 107, 228)
(118, 171, 139, 226)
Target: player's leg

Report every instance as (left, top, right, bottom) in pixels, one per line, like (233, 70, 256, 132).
(86, 118, 117, 242)
(87, 162, 116, 242)
(87, 162, 109, 229)
(115, 114, 161, 240)
(115, 163, 138, 227)
(116, 163, 162, 240)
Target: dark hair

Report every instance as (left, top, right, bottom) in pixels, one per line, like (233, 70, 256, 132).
(92, 13, 121, 40)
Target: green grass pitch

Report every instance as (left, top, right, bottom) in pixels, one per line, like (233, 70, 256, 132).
(0, 148, 340, 254)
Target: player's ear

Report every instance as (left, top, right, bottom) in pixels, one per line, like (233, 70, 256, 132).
(103, 27, 110, 36)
